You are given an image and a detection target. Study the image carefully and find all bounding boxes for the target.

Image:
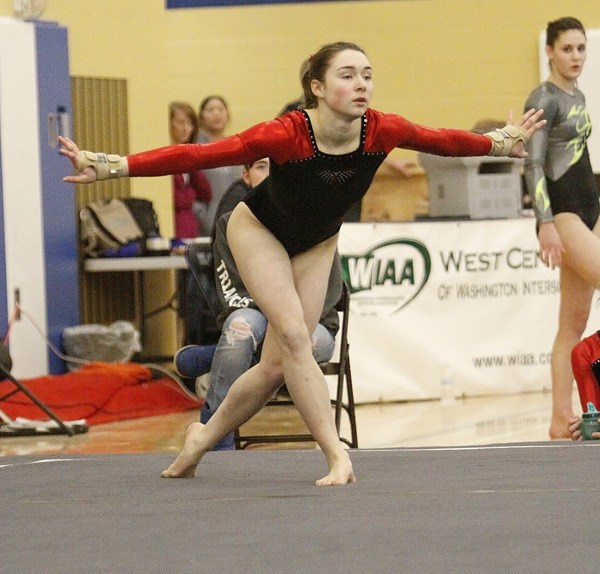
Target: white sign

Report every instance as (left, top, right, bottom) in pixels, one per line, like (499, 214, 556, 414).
(338, 220, 600, 403)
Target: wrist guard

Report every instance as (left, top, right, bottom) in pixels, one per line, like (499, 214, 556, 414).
(485, 125, 528, 157)
(77, 150, 127, 180)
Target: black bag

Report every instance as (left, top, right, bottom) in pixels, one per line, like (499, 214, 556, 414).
(122, 197, 160, 237)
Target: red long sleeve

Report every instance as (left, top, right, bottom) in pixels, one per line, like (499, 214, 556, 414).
(365, 109, 493, 157)
(127, 118, 296, 177)
(127, 136, 250, 177)
(127, 109, 493, 178)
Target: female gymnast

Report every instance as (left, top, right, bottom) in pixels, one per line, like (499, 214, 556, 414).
(60, 41, 544, 485)
(522, 17, 599, 439)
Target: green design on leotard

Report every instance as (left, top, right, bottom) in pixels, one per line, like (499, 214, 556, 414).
(566, 104, 592, 165)
(534, 177, 550, 214)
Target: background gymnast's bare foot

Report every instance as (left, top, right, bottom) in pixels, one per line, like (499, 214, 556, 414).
(549, 415, 574, 440)
(161, 422, 207, 478)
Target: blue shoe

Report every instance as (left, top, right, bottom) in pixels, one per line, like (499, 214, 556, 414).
(201, 403, 234, 451)
(174, 344, 217, 379)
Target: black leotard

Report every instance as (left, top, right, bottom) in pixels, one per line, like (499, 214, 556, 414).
(242, 111, 388, 255)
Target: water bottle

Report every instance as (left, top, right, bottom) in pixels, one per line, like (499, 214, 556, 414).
(581, 402, 600, 440)
(440, 367, 455, 406)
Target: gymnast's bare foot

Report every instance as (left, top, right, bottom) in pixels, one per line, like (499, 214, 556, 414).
(549, 415, 573, 440)
(315, 450, 356, 486)
(161, 422, 207, 478)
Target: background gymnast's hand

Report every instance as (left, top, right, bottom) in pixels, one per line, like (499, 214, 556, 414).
(58, 136, 98, 184)
(568, 416, 582, 440)
(537, 221, 564, 269)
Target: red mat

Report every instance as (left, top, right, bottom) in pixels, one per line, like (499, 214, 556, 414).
(0, 362, 202, 425)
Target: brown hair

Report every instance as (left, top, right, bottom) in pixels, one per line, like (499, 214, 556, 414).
(546, 16, 585, 47)
(169, 101, 199, 143)
(301, 41, 367, 109)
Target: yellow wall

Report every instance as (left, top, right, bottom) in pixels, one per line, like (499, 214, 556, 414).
(1, 0, 599, 234)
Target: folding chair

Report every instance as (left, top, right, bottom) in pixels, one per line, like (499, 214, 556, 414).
(234, 281, 358, 449)
(183, 242, 221, 346)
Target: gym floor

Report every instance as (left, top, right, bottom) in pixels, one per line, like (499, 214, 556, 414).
(2, 389, 595, 573)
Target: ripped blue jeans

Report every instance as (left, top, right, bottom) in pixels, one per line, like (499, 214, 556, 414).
(200, 307, 336, 450)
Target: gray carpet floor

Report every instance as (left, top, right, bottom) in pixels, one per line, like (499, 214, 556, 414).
(1, 443, 598, 573)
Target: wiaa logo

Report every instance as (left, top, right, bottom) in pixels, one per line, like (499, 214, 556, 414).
(341, 238, 431, 314)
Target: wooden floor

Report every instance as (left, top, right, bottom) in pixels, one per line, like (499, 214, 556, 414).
(0, 388, 581, 457)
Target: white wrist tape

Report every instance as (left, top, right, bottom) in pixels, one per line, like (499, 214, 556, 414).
(77, 150, 126, 180)
(485, 125, 529, 157)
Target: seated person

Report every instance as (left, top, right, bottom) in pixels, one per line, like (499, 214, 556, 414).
(176, 158, 343, 450)
(568, 332, 600, 440)
(182, 158, 269, 346)
(214, 158, 269, 225)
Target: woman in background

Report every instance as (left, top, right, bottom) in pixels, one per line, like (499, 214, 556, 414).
(195, 95, 243, 236)
(169, 101, 212, 344)
(169, 101, 212, 238)
(523, 17, 599, 439)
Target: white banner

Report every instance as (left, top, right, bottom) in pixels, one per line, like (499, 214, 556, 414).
(338, 220, 600, 404)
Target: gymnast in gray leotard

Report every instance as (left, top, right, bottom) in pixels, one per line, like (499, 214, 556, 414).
(522, 17, 600, 441)
(524, 81, 598, 230)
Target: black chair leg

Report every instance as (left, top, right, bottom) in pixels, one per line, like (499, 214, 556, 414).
(344, 358, 358, 448)
(0, 364, 76, 436)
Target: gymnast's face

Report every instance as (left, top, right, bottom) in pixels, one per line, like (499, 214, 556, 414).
(314, 49, 373, 118)
(547, 28, 586, 82)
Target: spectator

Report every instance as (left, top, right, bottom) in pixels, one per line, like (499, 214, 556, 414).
(194, 95, 243, 237)
(169, 101, 212, 344)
